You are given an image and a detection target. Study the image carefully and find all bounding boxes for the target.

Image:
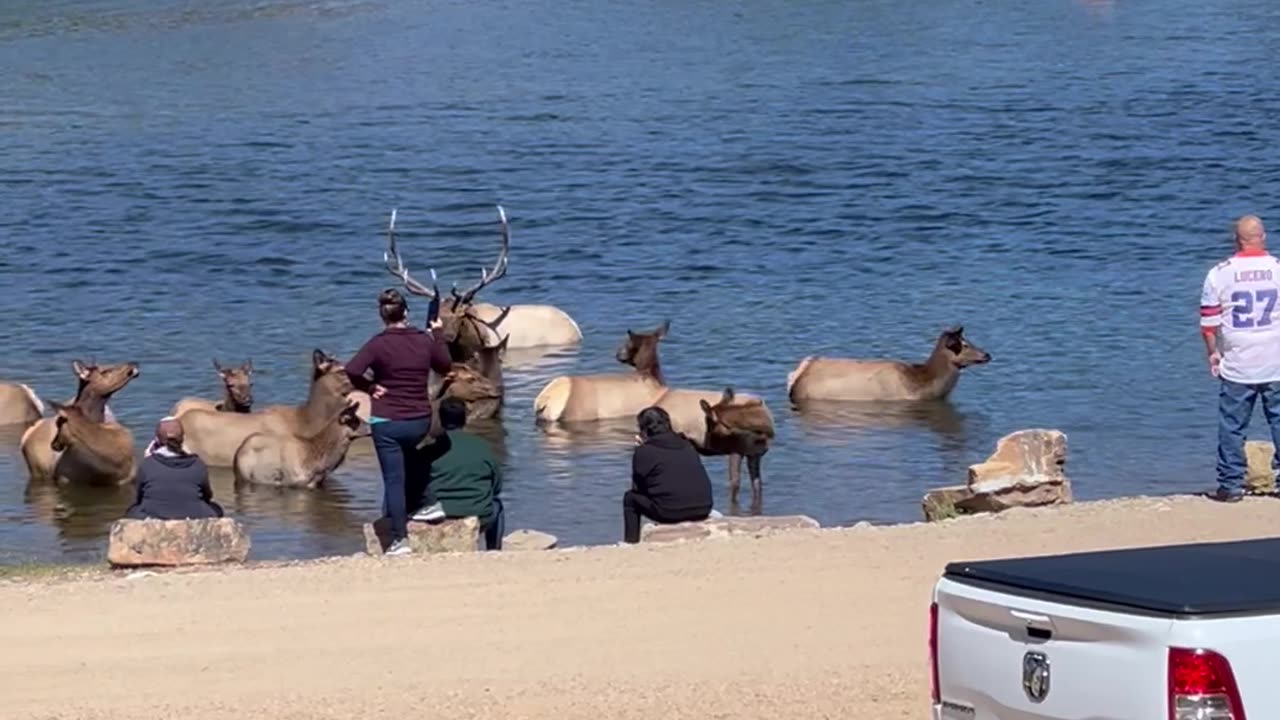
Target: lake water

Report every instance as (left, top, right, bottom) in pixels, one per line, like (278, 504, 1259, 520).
(1, 0, 1276, 563)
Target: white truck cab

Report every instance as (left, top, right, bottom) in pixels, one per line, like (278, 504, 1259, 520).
(929, 536, 1280, 719)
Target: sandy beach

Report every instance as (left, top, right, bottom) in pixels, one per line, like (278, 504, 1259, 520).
(3, 494, 1279, 720)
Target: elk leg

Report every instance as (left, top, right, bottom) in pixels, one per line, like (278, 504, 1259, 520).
(747, 454, 763, 515)
(727, 452, 742, 510)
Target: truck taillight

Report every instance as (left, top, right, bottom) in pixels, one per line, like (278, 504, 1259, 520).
(1168, 647, 1246, 720)
(928, 601, 939, 704)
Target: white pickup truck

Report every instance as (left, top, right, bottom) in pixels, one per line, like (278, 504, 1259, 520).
(929, 536, 1276, 719)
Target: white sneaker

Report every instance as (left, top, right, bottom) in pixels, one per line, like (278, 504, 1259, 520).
(412, 502, 446, 522)
(385, 539, 413, 556)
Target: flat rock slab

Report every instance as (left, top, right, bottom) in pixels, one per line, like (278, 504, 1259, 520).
(107, 518, 251, 568)
(640, 515, 820, 544)
(502, 529, 559, 551)
(364, 517, 480, 556)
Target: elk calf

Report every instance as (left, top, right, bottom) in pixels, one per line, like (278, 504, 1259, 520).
(0, 382, 44, 426)
(786, 325, 991, 403)
(697, 388, 775, 509)
(233, 395, 365, 489)
(47, 402, 137, 486)
(170, 359, 254, 416)
(21, 360, 139, 483)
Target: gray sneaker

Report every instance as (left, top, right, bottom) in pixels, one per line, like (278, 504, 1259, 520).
(412, 502, 446, 522)
(385, 539, 413, 556)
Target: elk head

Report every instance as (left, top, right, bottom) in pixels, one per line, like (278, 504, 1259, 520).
(49, 402, 88, 452)
(698, 387, 774, 456)
(382, 206, 511, 362)
(615, 320, 670, 383)
(311, 349, 355, 397)
(71, 359, 140, 400)
(336, 395, 367, 438)
(213, 358, 254, 411)
(936, 326, 992, 368)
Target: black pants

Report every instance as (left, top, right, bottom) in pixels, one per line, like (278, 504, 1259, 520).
(623, 490, 710, 544)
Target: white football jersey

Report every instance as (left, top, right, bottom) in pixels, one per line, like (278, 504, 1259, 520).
(1200, 249, 1280, 384)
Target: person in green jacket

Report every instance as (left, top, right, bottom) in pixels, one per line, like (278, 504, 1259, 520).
(412, 397, 505, 550)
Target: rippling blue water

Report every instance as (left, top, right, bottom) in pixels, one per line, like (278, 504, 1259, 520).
(1, 0, 1276, 563)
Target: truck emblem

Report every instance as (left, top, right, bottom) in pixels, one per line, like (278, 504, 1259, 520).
(1022, 651, 1051, 702)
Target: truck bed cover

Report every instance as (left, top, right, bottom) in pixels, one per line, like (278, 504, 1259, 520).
(944, 535, 1280, 616)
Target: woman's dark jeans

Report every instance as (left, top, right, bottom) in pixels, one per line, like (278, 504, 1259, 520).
(371, 418, 431, 542)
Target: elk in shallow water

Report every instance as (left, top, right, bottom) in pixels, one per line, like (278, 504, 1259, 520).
(0, 381, 44, 426)
(696, 388, 776, 510)
(786, 325, 992, 404)
(233, 394, 365, 489)
(383, 206, 580, 355)
(46, 401, 138, 486)
(21, 360, 140, 483)
(177, 349, 354, 468)
(533, 321, 671, 424)
(169, 359, 255, 417)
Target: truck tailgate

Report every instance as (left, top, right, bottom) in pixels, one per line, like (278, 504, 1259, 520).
(934, 576, 1171, 719)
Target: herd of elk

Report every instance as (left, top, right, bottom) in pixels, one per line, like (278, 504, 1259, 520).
(0, 203, 994, 520)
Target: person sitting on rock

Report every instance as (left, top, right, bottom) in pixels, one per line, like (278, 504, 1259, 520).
(623, 406, 713, 544)
(125, 417, 224, 520)
(412, 398, 504, 550)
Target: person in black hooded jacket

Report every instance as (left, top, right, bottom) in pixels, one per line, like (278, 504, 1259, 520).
(125, 417, 224, 521)
(623, 405, 713, 543)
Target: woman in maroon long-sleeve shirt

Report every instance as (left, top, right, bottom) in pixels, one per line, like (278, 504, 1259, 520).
(346, 288, 452, 555)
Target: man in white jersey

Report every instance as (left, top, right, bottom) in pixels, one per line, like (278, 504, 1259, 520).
(1199, 215, 1280, 501)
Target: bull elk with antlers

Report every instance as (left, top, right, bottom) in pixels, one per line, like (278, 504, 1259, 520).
(383, 206, 581, 353)
(21, 360, 140, 485)
(169, 359, 254, 417)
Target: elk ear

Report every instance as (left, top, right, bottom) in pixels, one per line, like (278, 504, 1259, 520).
(497, 334, 510, 354)
(699, 399, 713, 414)
(721, 387, 735, 403)
(243, 359, 254, 374)
(312, 349, 327, 368)
(944, 325, 964, 337)
(212, 358, 226, 375)
(71, 360, 90, 380)
(656, 319, 671, 338)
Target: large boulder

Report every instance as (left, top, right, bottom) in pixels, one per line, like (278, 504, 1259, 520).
(107, 518, 251, 568)
(1246, 440, 1275, 494)
(640, 514, 819, 544)
(502, 529, 558, 551)
(363, 517, 480, 555)
(921, 429, 1072, 521)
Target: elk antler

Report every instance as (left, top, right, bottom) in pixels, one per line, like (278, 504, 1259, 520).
(383, 208, 440, 300)
(450, 205, 510, 309)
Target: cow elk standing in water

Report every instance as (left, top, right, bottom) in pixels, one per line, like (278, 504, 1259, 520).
(46, 401, 138, 486)
(786, 325, 992, 404)
(169, 359, 255, 416)
(0, 381, 44, 426)
(233, 394, 365, 489)
(177, 350, 354, 467)
(383, 206, 581, 354)
(533, 321, 670, 423)
(21, 360, 140, 484)
(698, 388, 775, 511)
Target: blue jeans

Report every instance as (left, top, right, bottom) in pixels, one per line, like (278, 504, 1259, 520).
(371, 418, 431, 541)
(1217, 379, 1280, 495)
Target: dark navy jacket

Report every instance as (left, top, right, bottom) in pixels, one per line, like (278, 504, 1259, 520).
(125, 452, 223, 520)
